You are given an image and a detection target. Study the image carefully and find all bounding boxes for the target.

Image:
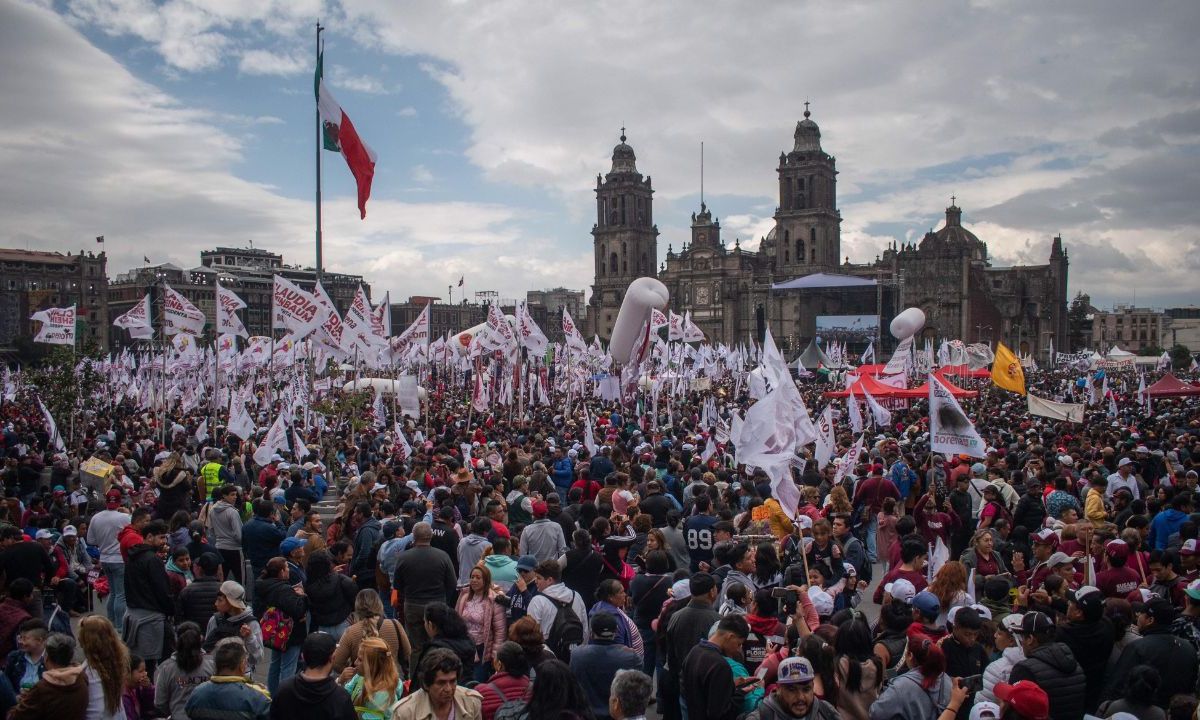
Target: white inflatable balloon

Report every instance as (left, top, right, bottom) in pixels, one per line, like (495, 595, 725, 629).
(609, 278, 669, 366)
(450, 315, 517, 356)
(889, 307, 926, 340)
(341, 378, 428, 400)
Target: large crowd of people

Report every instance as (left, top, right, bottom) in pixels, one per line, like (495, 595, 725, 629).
(0, 359, 1198, 720)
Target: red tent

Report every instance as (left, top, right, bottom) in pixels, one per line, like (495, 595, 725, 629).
(938, 364, 991, 379)
(1145, 373, 1200, 397)
(893, 375, 979, 399)
(823, 373, 904, 399)
(852, 364, 891, 375)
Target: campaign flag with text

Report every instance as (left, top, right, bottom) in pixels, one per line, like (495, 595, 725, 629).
(272, 276, 326, 343)
(562, 307, 587, 352)
(31, 305, 76, 345)
(216, 282, 249, 338)
(929, 373, 986, 458)
(516, 301, 549, 356)
(113, 295, 153, 340)
(163, 285, 206, 337)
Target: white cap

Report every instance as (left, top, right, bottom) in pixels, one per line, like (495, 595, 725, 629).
(271, 454, 283, 463)
(885, 578, 917, 604)
(795, 516, 814, 530)
(1118, 457, 1134, 468)
(34, 529, 54, 541)
(1046, 551, 1074, 568)
(969, 701, 1000, 720)
(372, 483, 389, 493)
(62, 525, 78, 537)
(808, 587, 835, 617)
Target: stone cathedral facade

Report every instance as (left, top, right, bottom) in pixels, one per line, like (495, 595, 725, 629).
(585, 111, 1069, 357)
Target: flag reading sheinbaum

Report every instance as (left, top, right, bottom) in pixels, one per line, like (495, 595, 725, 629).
(216, 282, 249, 338)
(316, 50, 376, 219)
(272, 276, 325, 342)
(392, 303, 431, 354)
(30, 306, 76, 345)
(929, 373, 986, 459)
(113, 295, 153, 340)
(163, 286, 206, 337)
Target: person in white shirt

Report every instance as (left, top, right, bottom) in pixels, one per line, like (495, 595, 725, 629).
(1106, 457, 1140, 500)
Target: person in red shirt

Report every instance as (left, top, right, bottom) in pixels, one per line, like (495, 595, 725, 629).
(1096, 539, 1142, 598)
(1027, 528, 1060, 589)
(117, 507, 150, 562)
(912, 490, 960, 549)
(873, 538, 929, 604)
(852, 465, 900, 563)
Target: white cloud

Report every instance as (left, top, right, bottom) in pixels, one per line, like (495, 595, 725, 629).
(396, 106, 418, 118)
(410, 165, 434, 184)
(238, 48, 306, 76)
(329, 65, 392, 94)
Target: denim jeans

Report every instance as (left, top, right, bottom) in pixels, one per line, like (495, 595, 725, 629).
(268, 644, 301, 695)
(102, 562, 126, 628)
(865, 514, 880, 563)
(316, 620, 350, 642)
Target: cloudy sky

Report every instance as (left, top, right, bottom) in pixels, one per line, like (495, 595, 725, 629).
(4, 0, 1199, 309)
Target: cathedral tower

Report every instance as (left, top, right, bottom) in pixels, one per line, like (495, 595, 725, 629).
(588, 130, 658, 340)
(772, 105, 841, 271)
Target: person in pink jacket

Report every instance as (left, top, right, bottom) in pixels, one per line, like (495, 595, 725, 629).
(456, 564, 508, 683)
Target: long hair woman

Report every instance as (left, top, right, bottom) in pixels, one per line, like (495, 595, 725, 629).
(927, 561, 971, 626)
(411, 602, 475, 690)
(505, 658, 594, 720)
(833, 612, 884, 720)
(456, 563, 507, 683)
(332, 589, 411, 674)
(304, 549, 359, 640)
(254, 556, 308, 695)
(152, 621, 214, 720)
(80, 615, 130, 720)
(340, 637, 402, 720)
(868, 630, 952, 719)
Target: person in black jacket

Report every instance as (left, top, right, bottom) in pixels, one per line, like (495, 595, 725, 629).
(255, 556, 309, 695)
(268, 632, 356, 720)
(1056, 585, 1114, 715)
(680, 613, 750, 720)
(304, 550, 358, 639)
(176, 552, 222, 628)
(349, 502, 381, 591)
(393, 522, 458, 665)
(942, 606, 988, 680)
(1011, 477, 1047, 533)
(1008, 611, 1087, 720)
(1106, 596, 1199, 708)
(123, 520, 174, 673)
(664, 573, 721, 720)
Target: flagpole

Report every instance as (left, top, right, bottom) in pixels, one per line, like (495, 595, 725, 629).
(212, 276, 220, 445)
(315, 21, 325, 282)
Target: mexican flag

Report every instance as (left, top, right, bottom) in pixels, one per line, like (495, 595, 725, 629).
(316, 51, 376, 219)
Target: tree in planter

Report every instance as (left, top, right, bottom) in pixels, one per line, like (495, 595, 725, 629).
(24, 343, 104, 450)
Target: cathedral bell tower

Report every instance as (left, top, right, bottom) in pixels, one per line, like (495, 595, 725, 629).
(772, 105, 841, 271)
(588, 129, 658, 340)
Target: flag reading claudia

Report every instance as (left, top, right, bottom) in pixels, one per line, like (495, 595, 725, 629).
(272, 276, 325, 342)
(30, 306, 76, 345)
(162, 286, 206, 337)
(929, 372, 986, 458)
(316, 50, 376, 219)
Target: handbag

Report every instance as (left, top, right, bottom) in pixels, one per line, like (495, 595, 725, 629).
(260, 606, 294, 651)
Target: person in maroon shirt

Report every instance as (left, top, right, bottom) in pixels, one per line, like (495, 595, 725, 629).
(851, 466, 900, 563)
(1026, 527, 1059, 589)
(912, 490, 960, 549)
(1096, 539, 1142, 598)
(873, 538, 929, 604)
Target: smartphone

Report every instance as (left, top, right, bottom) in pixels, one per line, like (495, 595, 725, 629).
(770, 587, 798, 604)
(961, 674, 983, 692)
(766, 635, 786, 647)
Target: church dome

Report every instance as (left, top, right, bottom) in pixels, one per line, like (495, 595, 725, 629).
(610, 130, 638, 174)
(793, 108, 822, 153)
(928, 200, 987, 260)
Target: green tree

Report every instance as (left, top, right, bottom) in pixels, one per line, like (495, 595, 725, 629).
(1169, 344, 1193, 369)
(23, 344, 104, 449)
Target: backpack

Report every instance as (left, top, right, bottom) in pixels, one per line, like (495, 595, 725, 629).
(260, 606, 294, 651)
(545, 592, 584, 662)
(482, 681, 532, 720)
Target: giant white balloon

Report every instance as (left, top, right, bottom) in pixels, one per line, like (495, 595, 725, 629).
(450, 315, 517, 356)
(609, 278, 669, 366)
(889, 308, 926, 340)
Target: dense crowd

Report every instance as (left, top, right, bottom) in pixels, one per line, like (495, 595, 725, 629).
(0, 362, 1198, 720)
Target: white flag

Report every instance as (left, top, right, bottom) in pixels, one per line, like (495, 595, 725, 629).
(486, 302, 519, 360)
(472, 366, 490, 412)
(392, 303, 431, 353)
(292, 427, 310, 461)
(847, 388, 864, 433)
(833, 434, 865, 488)
(562, 307, 587, 352)
(929, 373, 986, 459)
(312, 282, 347, 356)
(272, 276, 326, 342)
(393, 422, 413, 461)
(253, 414, 289, 466)
(862, 386, 892, 428)
(860, 339, 875, 365)
(650, 308, 668, 335)
(883, 336, 913, 375)
(162, 285, 206, 336)
(1027, 393, 1086, 423)
(194, 419, 209, 444)
(30, 305, 77, 345)
(37, 396, 66, 452)
(583, 406, 599, 458)
(815, 406, 837, 470)
(667, 311, 684, 342)
(682, 311, 705, 342)
(113, 295, 153, 340)
(227, 401, 256, 440)
(215, 282, 248, 338)
(515, 301, 549, 356)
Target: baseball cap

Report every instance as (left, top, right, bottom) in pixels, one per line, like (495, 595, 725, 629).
(1068, 585, 1103, 614)
(884, 578, 917, 604)
(1046, 551, 1074, 568)
(531, 500, 548, 517)
(1117, 457, 1134, 468)
(591, 612, 618, 641)
(1105, 539, 1130, 561)
(219, 580, 247, 611)
(1021, 611, 1054, 635)
(62, 525, 78, 537)
(994, 681, 1049, 720)
(1057, 455, 1074, 467)
(105, 488, 123, 509)
(1031, 528, 1059, 547)
(776, 656, 816, 685)
(280, 537, 308, 556)
(270, 454, 283, 463)
(34, 529, 54, 541)
(999, 613, 1025, 636)
(1140, 596, 1177, 624)
(912, 590, 940, 619)
(671, 580, 691, 600)
(371, 482, 389, 493)
(969, 701, 1001, 720)
(1186, 578, 1200, 601)
(516, 555, 538, 572)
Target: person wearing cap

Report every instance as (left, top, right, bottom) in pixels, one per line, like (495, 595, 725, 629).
(518, 499, 568, 563)
(977, 613, 1026, 708)
(502, 554, 541, 622)
(85, 492, 132, 627)
(991, 680, 1050, 720)
(943, 606, 988, 680)
(910, 591, 948, 641)
(1006, 611, 1086, 720)
(1107, 596, 1199, 707)
(743, 656, 838, 720)
(1106, 457, 1141, 500)
(1096, 539, 1141, 598)
(570, 611, 641, 720)
(1053, 584, 1114, 715)
(55, 525, 90, 613)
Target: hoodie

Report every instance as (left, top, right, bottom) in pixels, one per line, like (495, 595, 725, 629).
(742, 614, 786, 672)
(206, 499, 243, 551)
(717, 569, 758, 609)
(9, 664, 89, 720)
(457, 534, 492, 586)
(868, 669, 952, 720)
(118, 524, 144, 562)
(482, 554, 518, 591)
(269, 673, 357, 720)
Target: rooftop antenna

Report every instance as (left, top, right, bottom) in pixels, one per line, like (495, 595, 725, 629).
(700, 140, 705, 207)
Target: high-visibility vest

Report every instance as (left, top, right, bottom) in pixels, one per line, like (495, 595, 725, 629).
(201, 462, 224, 500)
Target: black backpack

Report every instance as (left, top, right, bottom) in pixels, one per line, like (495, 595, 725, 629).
(545, 592, 584, 662)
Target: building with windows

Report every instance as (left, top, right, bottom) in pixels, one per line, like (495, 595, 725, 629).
(1091, 305, 1167, 353)
(527, 287, 585, 341)
(0, 248, 108, 351)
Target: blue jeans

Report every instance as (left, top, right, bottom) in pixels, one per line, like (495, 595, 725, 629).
(316, 620, 350, 642)
(268, 645, 301, 695)
(865, 514, 879, 562)
(102, 562, 126, 628)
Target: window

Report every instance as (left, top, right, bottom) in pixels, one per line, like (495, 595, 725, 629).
(609, 253, 618, 275)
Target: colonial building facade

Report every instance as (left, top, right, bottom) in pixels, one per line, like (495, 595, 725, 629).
(589, 111, 1070, 357)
